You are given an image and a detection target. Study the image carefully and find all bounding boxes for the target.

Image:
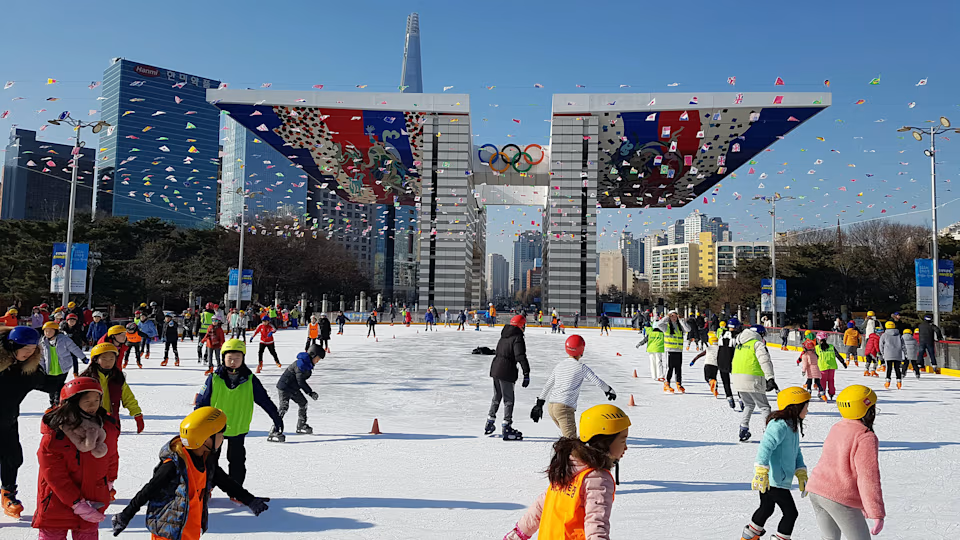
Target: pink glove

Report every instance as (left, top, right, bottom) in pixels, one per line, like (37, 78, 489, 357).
(72, 499, 106, 523)
(503, 524, 531, 540)
(871, 518, 884, 535)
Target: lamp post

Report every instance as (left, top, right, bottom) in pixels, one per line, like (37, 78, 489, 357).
(898, 117, 959, 327)
(233, 188, 262, 312)
(46, 113, 110, 308)
(753, 193, 795, 328)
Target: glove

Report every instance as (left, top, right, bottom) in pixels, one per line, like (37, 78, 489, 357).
(247, 496, 270, 516)
(751, 465, 770, 493)
(135, 415, 145, 434)
(308, 392, 319, 401)
(605, 388, 617, 401)
(522, 375, 530, 388)
(530, 399, 545, 422)
(82, 357, 89, 364)
(795, 468, 808, 497)
(765, 379, 779, 392)
(689, 359, 696, 366)
(111, 513, 129, 536)
(72, 499, 106, 523)
(870, 518, 884, 535)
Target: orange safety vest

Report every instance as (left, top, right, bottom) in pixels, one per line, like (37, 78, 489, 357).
(152, 452, 206, 540)
(125, 331, 142, 343)
(539, 468, 614, 540)
(308, 323, 319, 339)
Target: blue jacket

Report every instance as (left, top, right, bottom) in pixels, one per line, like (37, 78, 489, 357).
(138, 319, 158, 339)
(425, 312, 435, 323)
(195, 363, 283, 432)
(756, 418, 806, 489)
(277, 353, 314, 395)
(86, 321, 108, 343)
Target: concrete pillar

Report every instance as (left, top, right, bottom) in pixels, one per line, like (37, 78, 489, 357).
(807, 311, 814, 330)
(322, 294, 329, 314)
(359, 292, 367, 312)
(339, 295, 345, 312)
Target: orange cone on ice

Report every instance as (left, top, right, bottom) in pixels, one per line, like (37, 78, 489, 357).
(632, 369, 638, 378)
(616, 352, 622, 356)
(369, 418, 382, 435)
(628, 394, 636, 407)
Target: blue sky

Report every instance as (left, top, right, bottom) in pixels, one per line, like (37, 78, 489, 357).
(2, 0, 958, 260)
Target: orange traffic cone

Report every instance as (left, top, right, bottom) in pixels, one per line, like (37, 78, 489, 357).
(369, 418, 382, 435)
(632, 369, 638, 378)
(628, 394, 636, 406)
(616, 352, 622, 356)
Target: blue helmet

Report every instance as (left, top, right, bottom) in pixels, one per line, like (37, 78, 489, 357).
(923, 314, 933, 322)
(5, 326, 40, 348)
(847, 321, 855, 329)
(751, 324, 767, 336)
(874, 326, 884, 334)
(727, 317, 741, 329)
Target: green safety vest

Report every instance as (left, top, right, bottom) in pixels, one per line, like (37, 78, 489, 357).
(48, 344, 62, 376)
(200, 311, 214, 333)
(211, 376, 254, 437)
(269, 308, 278, 319)
(646, 331, 665, 353)
(663, 325, 683, 350)
(817, 345, 838, 371)
(732, 339, 765, 377)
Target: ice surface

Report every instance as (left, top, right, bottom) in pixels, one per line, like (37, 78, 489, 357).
(4, 323, 959, 538)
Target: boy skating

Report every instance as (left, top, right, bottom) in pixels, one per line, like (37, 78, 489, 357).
(275, 344, 325, 438)
(486, 315, 530, 441)
(160, 313, 180, 366)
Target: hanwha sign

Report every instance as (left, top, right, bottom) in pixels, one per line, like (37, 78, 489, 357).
(477, 144, 544, 173)
(134, 64, 160, 77)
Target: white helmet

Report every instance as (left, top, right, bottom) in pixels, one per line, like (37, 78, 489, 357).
(92, 311, 104, 318)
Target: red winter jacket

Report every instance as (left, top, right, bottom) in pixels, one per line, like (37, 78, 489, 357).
(864, 333, 880, 357)
(251, 323, 276, 344)
(201, 326, 226, 349)
(32, 415, 120, 530)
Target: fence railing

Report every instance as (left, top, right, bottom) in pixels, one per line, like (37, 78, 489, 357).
(763, 328, 960, 371)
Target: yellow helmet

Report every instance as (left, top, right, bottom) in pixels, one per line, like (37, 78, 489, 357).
(718, 321, 727, 328)
(221, 338, 246, 356)
(883, 321, 894, 329)
(90, 342, 118, 358)
(180, 407, 227, 450)
(777, 386, 812, 411)
(140, 303, 147, 308)
(708, 331, 718, 344)
(866, 311, 875, 317)
(836, 385, 877, 420)
(42, 321, 60, 331)
(902, 328, 912, 335)
(67, 302, 76, 309)
(7, 308, 18, 315)
(107, 325, 126, 337)
(579, 404, 631, 442)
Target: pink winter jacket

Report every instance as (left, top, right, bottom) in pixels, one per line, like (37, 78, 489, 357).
(806, 419, 885, 519)
(504, 457, 615, 540)
(798, 350, 821, 379)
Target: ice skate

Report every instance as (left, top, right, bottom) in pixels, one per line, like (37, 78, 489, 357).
(175, 359, 180, 367)
(863, 370, 871, 377)
(1, 488, 24, 519)
(727, 396, 736, 409)
(137, 362, 143, 369)
(884, 381, 890, 389)
(870, 370, 879, 377)
(484, 418, 496, 435)
(709, 379, 718, 397)
(897, 381, 902, 389)
(740, 523, 765, 540)
(738, 427, 752, 443)
(656, 377, 665, 382)
(676, 383, 685, 394)
(663, 381, 674, 393)
(122, 360, 128, 369)
(160, 359, 168, 366)
(296, 423, 313, 434)
(819, 392, 828, 402)
(738, 399, 745, 411)
(256, 363, 262, 374)
(325, 347, 331, 354)
(502, 423, 523, 441)
(203, 367, 213, 376)
(109, 488, 116, 502)
(935, 367, 942, 375)
(275, 362, 283, 368)
(267, 428, 285, 443)
(144, 351, 150, 359)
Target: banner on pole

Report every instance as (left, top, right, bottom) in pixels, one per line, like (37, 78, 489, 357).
(228, 269, 253, 301)
(939, 260, 954, 313)
(915, 259, 953, 312)
(50, 243, 89, 294)
(775, 279, 787, 313)
(760, 279, 774, 312)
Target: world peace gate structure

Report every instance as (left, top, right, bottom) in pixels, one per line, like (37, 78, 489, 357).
(208, 89, 829, 316)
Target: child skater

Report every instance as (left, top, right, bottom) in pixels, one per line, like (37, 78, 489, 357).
(503, 404, 630, 540)
(275, 344, 325, 437)
(80, 343, 144, 435)
(636, 323, 665, 381)
(196, 339, 284, 487)
(249, 315, 281, 373)
(842, 321, 861, 367)
(806, 385, 885, 539)
(740, 387, 811, 540)
(110, 407, 270, 537)
(201, 318, 226, 376)
(690, 331, 725, 398)
(39, 321, 88, 408)
(160, 313, 180, 367)
(797, 337, 824, 400)
(878, 321, 905, 389)
(32, 377, 120, 540)
(366, 311, 378, 338)
(318, 313, 332, 353)
(530, 335, 616, 438)
(815, 332, 848, 401)
(901, 328, 920, 378)
(306, 315, 320, 351)
(863, 326, 882, 377)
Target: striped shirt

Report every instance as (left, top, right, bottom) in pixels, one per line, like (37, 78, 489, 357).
(538, 358, 611, 408)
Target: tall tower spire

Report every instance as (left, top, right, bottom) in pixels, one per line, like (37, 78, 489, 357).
(400, 13, 423, 93)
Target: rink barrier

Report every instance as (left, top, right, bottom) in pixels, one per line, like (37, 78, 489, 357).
(764, 327, 960, 375)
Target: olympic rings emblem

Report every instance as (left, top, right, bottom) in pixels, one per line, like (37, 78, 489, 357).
(477, 144, 545, 173)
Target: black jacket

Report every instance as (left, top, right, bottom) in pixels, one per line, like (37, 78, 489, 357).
(161, 320, 179, 342)
(489, 325, 530, 382)
(60, 320, 86, 348)
(917, 322, 943, 345)
(599, 315, 610, 327)
(0, 330, 66, 429)
(277, 356, 314, 395)
(319, 318, 332, 339)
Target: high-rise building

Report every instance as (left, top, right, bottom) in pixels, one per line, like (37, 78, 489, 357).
(643, 231, 667, 276)
(314, 190, 375, 280)
(597, 250, 628, 294)
(512, 231, 543, 293)
(219, 116, 306, 227)
(97, 58, 221, 227)
(697, 231, 717, 286)
(374, 205, 418, 305)
(618, 232, 642, 272)
(1, 128, 98, 220)
(650, 243, 701, 294)
(716, 241, 771, 281)
(400, 13, 423, 94)
(684, 211, 707, 244)
(487, 253, 509, 302)
(705, 216, 731, 242)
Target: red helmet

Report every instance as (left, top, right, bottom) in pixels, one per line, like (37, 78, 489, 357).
(565, 335, 586, 357)
(509, 315, 526, 329)
(40, 303, 49, 309)
(205, 302, 215, 310)
(66, 313, 78, 320)
(60, 377, 103, 403)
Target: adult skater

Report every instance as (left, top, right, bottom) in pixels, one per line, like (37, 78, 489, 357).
(486, 315, 530, 441)
(160, 313, 180, 366)
(336, 311, 347, 335)
(318, 313, 332, 353)
(1, 326, 68, 518)
(655, 310, 691, 393)
(916, 313, 943, 374)
(732, 324, 778, 442)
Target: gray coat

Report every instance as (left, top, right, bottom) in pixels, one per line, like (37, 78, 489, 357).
(902, 334, 918, 361)
(40, 335, 87, 374)
(878, 329, 905, 361)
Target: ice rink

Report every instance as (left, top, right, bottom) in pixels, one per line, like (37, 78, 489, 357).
(5, 322, 959, 539)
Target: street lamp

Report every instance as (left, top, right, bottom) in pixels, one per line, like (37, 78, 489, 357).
(898, 117, 960, 327)
(753, 193, 795, 328)
(233, 188, 262, 311)
(47, 112, 110, 308)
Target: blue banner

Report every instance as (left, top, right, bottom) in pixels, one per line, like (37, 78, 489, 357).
(775, 279, 787, 313)
(916, 259, 935, 311)
(228, 268, 254, 302)
(761, 279, 773, 312)
(50, 243, 88, 294)
(939, 260, 954, 312)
